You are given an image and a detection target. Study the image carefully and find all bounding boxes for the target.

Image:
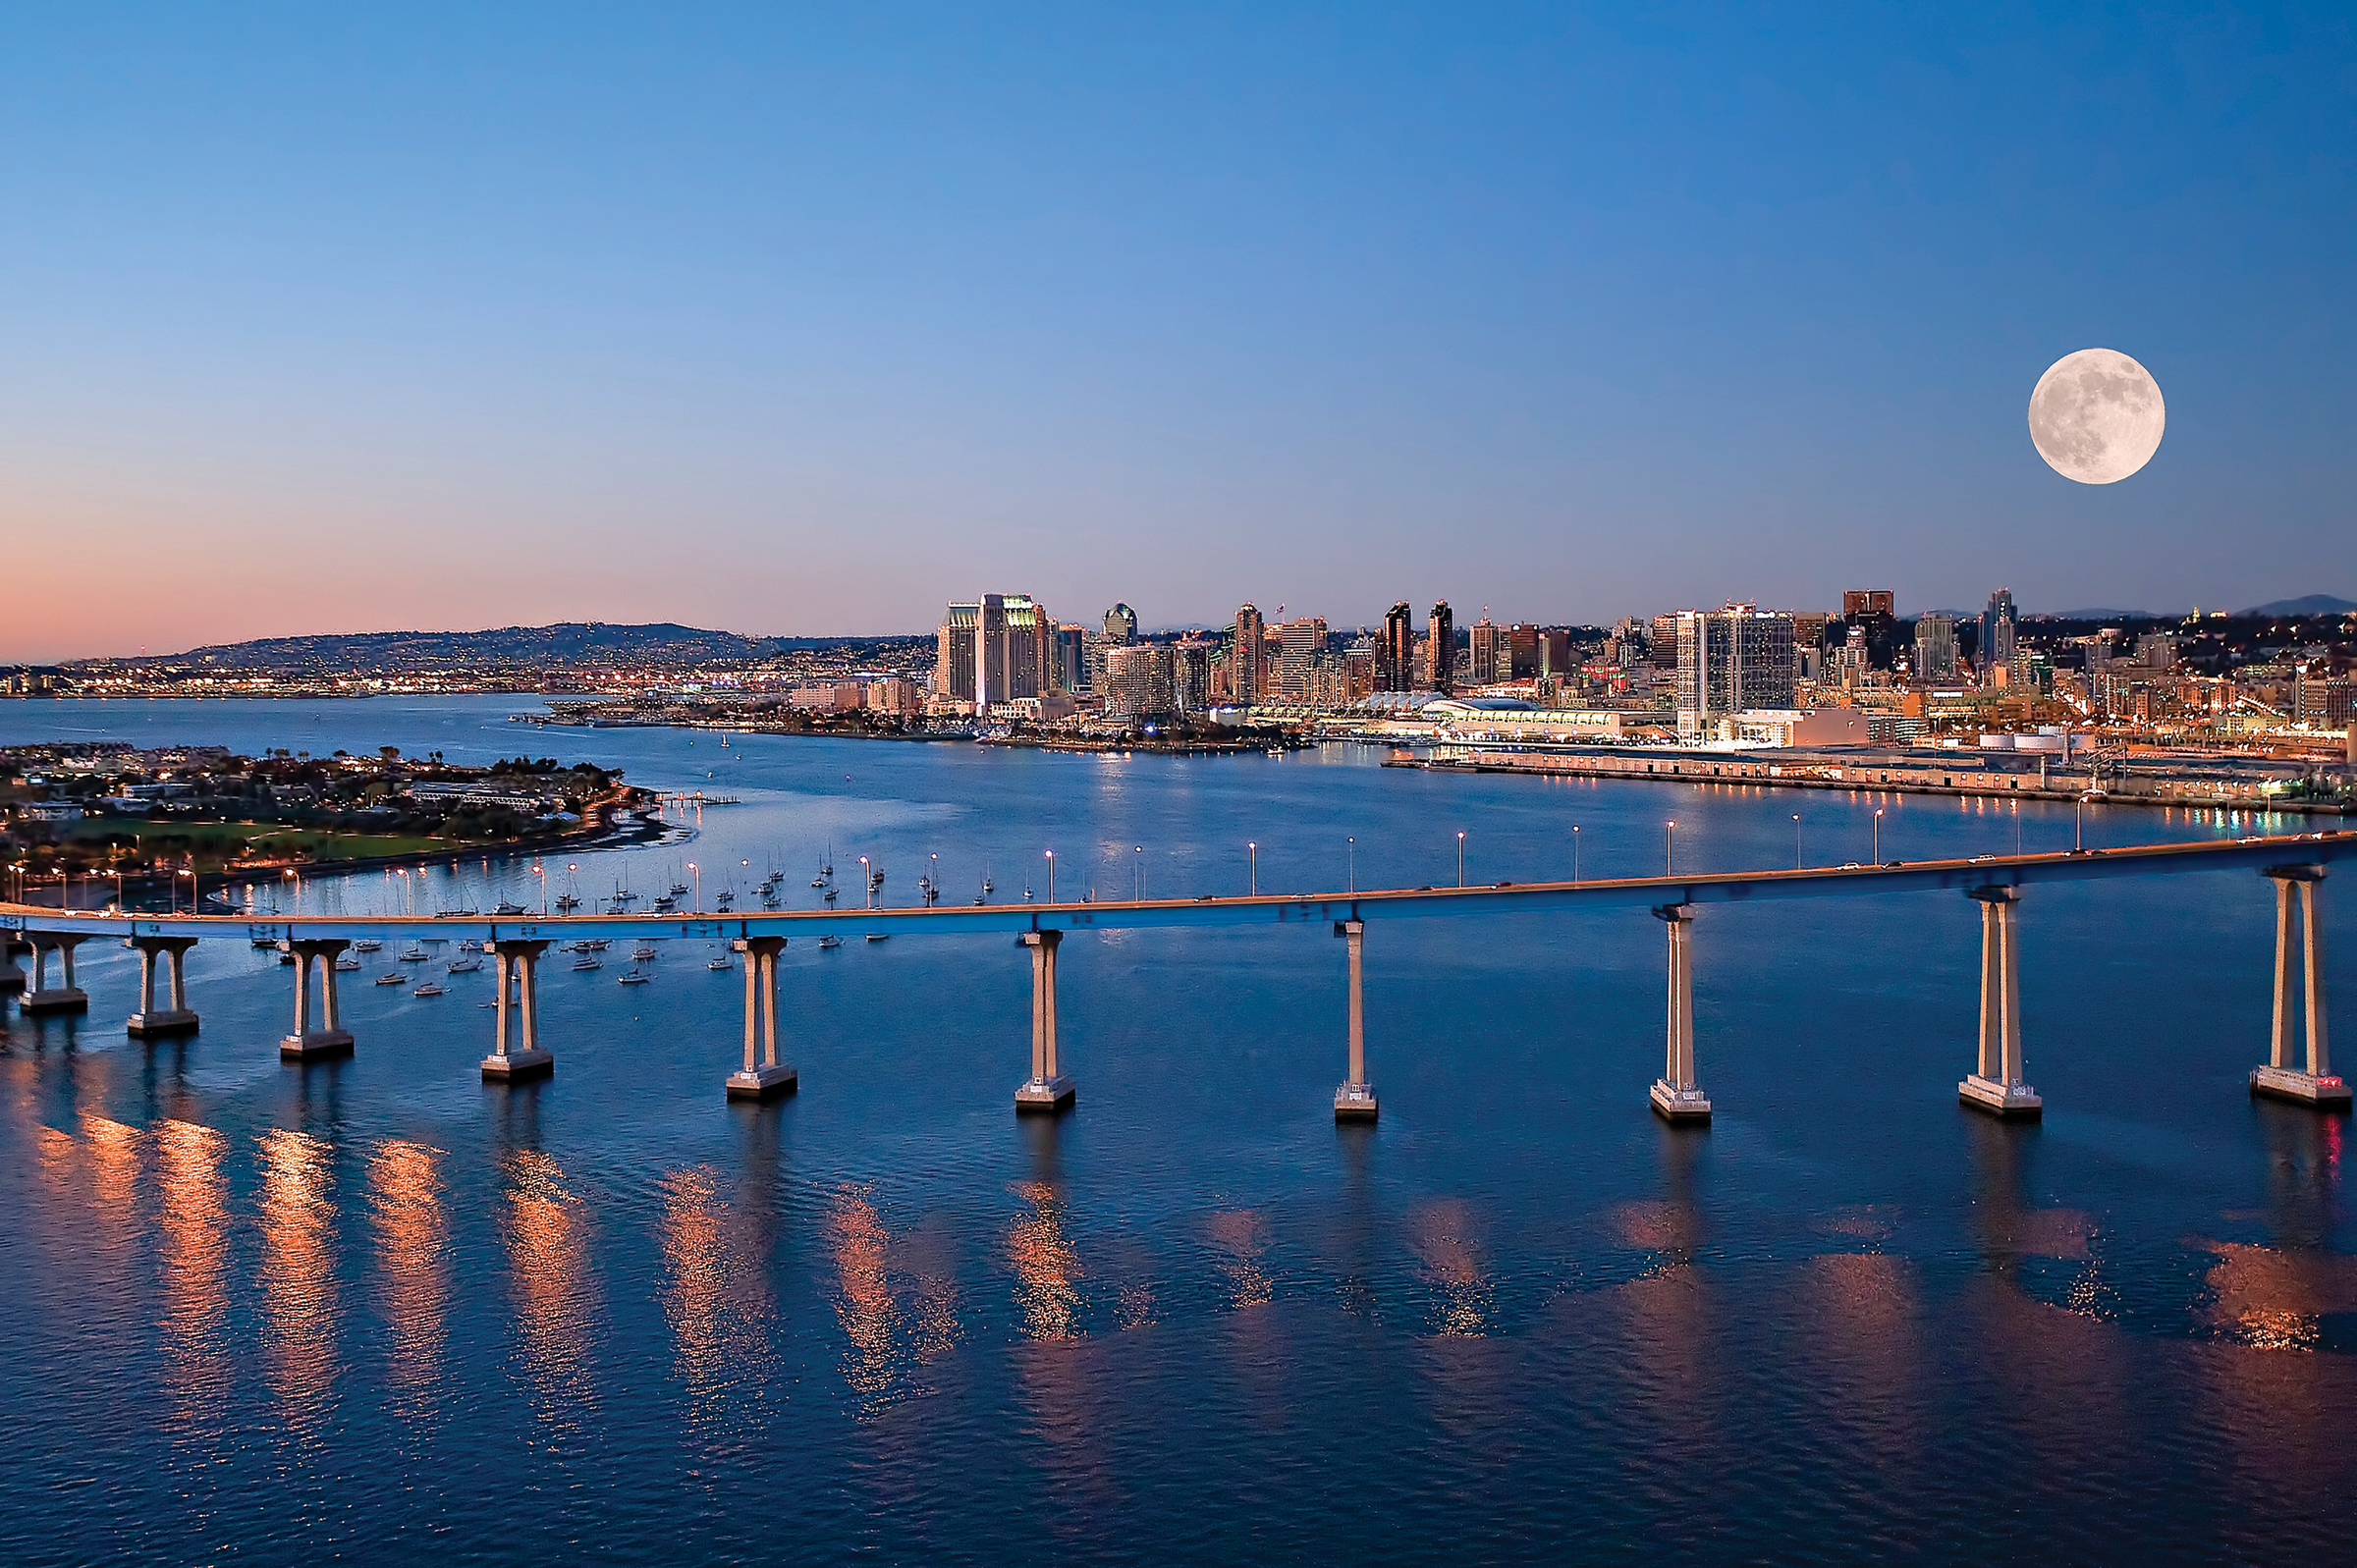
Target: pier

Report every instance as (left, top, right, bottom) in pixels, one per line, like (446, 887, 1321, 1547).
(6, 830, 2346, 1127)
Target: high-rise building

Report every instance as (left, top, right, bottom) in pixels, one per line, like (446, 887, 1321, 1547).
(1650, 614, 1680, 671)
(1103, 604, 1137, 645)
(1276, 617, 1328, 700)
(1103, 643, 1176, 717)
(1233, 603, 1267, 703)
(1674, 605, 1796, 732)
(1507, 623, 1540, 680)
(1841, 589, 1895, 619)
(1377, 602, 1414, 693)
(1539, 627, 1572, 681)
(1913, 612, 1959, 682)
(1981, 588, 2017, 675)
(1172, 638, 1214, 713)
(1426, 600, 1455, 693)
(1468, 618, 1506, 686)
(936, 593, 1054, 708)
(1054, 624, 1087, 692)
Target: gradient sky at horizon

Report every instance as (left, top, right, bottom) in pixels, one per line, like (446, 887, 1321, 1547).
(3, 3, 2352, 660)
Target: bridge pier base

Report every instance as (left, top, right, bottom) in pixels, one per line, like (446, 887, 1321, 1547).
(2251, 866, 2343, 1108)
(280, 940, 355, 1060)
(727, 937, 796, 1100)
(1014, 929, 1074, 1113)
(21, 934, 90, 1016)
(0, 938, 27, 996)
(1650, 904, 1711, 1122)
(1333, 919, 1377, 1121)
(483, 941, 553, 1081)
(127, 935, 200, 1036)
(1960, 887, 2041, 1117)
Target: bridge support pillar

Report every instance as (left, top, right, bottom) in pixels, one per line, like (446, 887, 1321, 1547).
(1014, 929, 1074, 1113)
(483, 940, 553, 1081)
(1960, 887, 2040, 1117)
(1334, 919, 1377, 1121)
(0, 938, 27, 997)
(21, 933, 90, 1016)
(127, 935, 200, 1036)
(727, 937, 796, 1101)
(280, 939, 355, 1060)
(2251, 866, 2343, 1107)
(1650, 905, 1711, 1121)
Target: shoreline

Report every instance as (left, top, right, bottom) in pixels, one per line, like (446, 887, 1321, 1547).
(11, 789, 682, 913)
(1389, 754, 2345, 815)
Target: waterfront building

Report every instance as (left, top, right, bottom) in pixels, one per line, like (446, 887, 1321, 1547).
(863, 677, 921, 716)
(1103, 643, 1176, 718)
(1377, 602, 1414, 693)
(1674, 605, 1797, 734)
(1426, 600, 1455, 693)
(1233, 603, 1268, 703)
(1914, 612, 1960, 682)
(936, 594, 1056, 708)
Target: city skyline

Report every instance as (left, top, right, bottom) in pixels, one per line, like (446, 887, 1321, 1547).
(5, 5, 2353, 660)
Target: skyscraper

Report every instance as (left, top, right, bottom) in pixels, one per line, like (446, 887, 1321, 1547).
(1103, 604, 1137, 644)
(1172, 637, 1214, 712)
(1376, 602, 1413, 693)
(1650, 614, 1680, 671)
(1840, 589, 1899, 669)
(936, 593, 1054, 709)
(1674, 605, 1796, 733)
(1053, 624, 1086, 691)
(1426, 600, 1455, 693)
(1981, 588, 2017, 675)
(1914, 612, 1959, 681)
(1233, 603, 1267, 703)
(1277, 617, 1327, 700)
(1102, 643, 1176, 717)
(1468, 617, 1506, 686)
(1507, 623, 1539, 679)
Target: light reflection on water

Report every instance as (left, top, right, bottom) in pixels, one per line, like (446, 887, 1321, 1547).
(368, 1138, 448, 1419)
(154, 1119, 232, 1441)
(258, 1128, 339, 1436)
(501, 1148, 601, 1449)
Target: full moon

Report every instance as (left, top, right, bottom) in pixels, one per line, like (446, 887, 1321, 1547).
(2027, 348, 2165, 484)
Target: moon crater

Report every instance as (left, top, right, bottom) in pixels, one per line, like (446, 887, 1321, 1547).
(2027, 348, 2165, 484)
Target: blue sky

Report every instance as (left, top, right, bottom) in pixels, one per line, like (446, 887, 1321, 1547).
(3, 3, 2351, 656)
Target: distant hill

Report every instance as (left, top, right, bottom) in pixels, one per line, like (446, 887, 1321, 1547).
(2242, 595, 2357, 618)
(100, 622, 918, 673)
(2043, 608, 2181, 622)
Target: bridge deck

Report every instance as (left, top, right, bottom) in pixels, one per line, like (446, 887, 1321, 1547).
(5, 831, 2346, 946)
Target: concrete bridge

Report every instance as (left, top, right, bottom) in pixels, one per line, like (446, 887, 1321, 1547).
(4, 830, 2347, 1124)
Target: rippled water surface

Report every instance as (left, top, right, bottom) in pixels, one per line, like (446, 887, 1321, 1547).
(3, 697, 2353, 1563)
